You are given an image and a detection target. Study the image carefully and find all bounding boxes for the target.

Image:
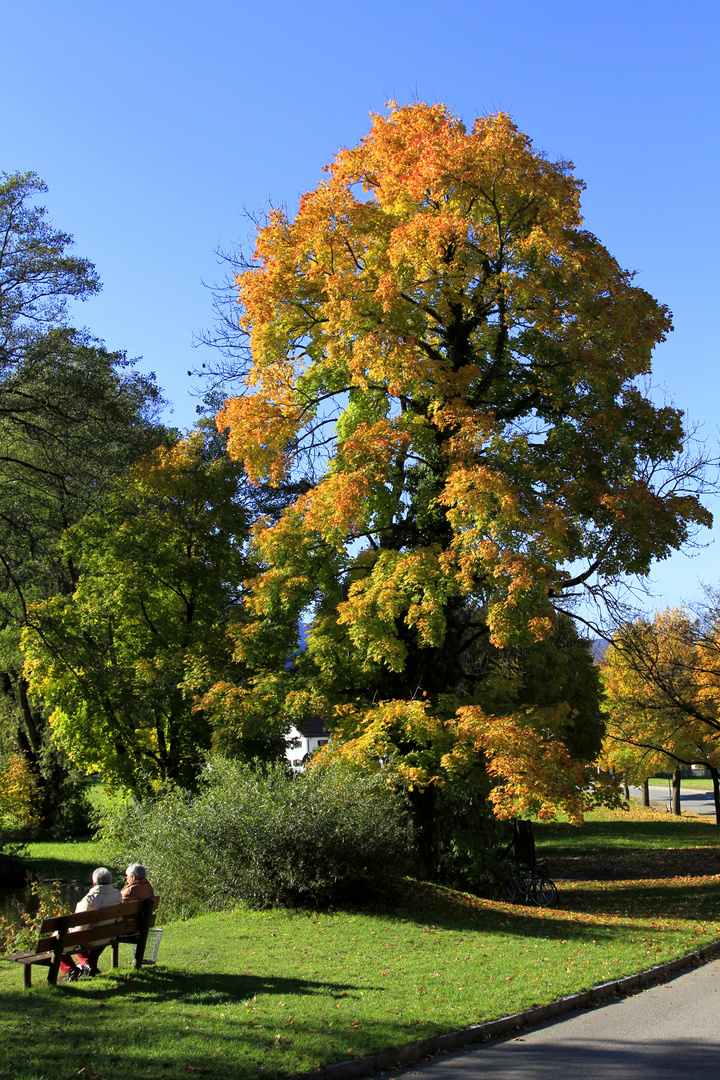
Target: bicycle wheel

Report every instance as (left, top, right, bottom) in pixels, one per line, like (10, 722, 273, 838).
(531, 874, 558, 907)
(505, 877, 518, 903)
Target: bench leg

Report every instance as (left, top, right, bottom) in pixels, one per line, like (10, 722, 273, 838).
(47, 917, 70, 985)
(23, 964, 31, 989)
(133, 898, 154, 970)
(112, 942, 119, 968)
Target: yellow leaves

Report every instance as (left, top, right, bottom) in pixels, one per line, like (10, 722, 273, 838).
(217, 369, 304, 486)
(457, 706, 588, 825)
(0, 754, 39, 829)
(324, 695, 588, 823)
(336, 548, 455, 665)
(438, 463, 566, 645)
(601, 606, 720, 780)
(296, 419, 412, 545)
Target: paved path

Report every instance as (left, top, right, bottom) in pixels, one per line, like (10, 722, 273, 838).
(379, 959, 720, 1079)
(629, 785, 716, 817)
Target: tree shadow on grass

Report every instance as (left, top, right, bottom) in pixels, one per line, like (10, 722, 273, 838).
(548, 845, 720, 883)
(98, 963, 381, 1005)
(0, 968, 434, 1080)
(536, 816, 718, 854)
(366, 883, 623, 944)
(557, 878, 720, 921)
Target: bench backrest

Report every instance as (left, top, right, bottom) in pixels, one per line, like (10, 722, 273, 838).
(35, 897, 160, 954)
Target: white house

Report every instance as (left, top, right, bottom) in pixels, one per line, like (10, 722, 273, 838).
(285, 716, 330, 772)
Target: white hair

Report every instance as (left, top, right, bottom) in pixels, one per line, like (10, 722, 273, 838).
(92, 867, 112, 885)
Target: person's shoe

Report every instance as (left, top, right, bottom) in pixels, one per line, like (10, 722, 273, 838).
(81, 964, 100, 977)
(67, 968, 82, 982)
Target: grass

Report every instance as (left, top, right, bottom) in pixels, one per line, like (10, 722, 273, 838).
(535, 802, 720, 854)
(21, 838, 110, 885)
(648, 777, 715, 790)
(1, 804, 719, 1080)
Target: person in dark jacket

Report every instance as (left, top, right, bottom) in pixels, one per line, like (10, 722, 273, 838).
(121, 863, 154, 902)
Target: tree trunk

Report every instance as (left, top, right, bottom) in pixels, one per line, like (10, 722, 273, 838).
(623, 774, 630, 801)
(710, 766, 720, 827)
(408, 786, 436, 881)
(642, 779, 650, 807)
(672, 768, 682, 816)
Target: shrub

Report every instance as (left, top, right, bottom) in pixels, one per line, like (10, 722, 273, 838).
(430, 771, 512, 895)
(0, 880, 64, 953)
(101, 757, 408, 917)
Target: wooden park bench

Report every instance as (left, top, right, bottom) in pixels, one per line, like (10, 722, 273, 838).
(11, 895, 160, 988)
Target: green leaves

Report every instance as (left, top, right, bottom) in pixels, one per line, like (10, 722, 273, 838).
(22, 431, 253, 795)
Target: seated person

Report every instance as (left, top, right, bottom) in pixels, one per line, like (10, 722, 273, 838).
(121, 863, 154, 901)
(60, 867, 122, 981)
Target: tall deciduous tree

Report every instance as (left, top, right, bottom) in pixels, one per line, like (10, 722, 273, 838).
(0, 171, 100, 365)
(22, 430, 258, 796)
(209, 104, 711, 866)
(0, 171, 166, 830)
(0, 332, 167, 828)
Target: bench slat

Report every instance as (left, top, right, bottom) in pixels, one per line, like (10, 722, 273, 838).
(14, 951, 54, 964)
(38, 897, 158, 933)
(36, 914, 155, 953)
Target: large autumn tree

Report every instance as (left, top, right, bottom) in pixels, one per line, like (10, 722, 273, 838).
(209, 103, 710, 867)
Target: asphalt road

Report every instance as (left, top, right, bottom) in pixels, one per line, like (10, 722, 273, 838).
(628, 785, 716, 817)
(379, 959, 720, 1080)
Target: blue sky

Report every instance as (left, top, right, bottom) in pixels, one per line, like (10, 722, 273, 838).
(2, 0, 718, 613)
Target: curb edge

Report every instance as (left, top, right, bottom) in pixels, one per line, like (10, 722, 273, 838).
(302, 938, 720, 1080)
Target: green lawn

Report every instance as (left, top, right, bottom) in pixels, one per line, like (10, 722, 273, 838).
(648, 777, 716, 790)
(21, 838, 110, 885)
(535, 802, 720, 854)
(1, 805, 718, 1080)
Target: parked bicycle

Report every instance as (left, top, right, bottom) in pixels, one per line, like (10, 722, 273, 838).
(504, 858, 558, 907)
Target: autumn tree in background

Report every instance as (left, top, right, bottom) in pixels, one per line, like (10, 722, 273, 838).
(208, 102, 711, 873)
(602, 605, 720, 825)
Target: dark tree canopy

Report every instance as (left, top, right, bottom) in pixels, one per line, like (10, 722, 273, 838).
(0, 170, 166, 829)
(0, 171, 100, 365)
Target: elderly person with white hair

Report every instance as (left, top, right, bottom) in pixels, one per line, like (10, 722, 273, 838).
(121, 862, 154, 902)
(60, 867, 122, 981)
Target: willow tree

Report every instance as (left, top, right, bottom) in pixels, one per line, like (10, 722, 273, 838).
(209, 103, 709, 869)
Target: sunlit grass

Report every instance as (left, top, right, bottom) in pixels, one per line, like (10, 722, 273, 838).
(22, 838, 111, 885)
(648, 777, 714, 790)
(1, 805, 717, 1080)
(535, 801, 719, 853)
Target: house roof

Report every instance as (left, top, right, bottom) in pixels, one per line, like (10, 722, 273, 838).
(295, 716, 328, 738)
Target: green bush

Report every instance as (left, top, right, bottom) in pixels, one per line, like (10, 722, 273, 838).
(101, 757, 408, 917)
(430, 771, 512, 894)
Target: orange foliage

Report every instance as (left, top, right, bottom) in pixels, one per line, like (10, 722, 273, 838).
(212, 102, 709, 823)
